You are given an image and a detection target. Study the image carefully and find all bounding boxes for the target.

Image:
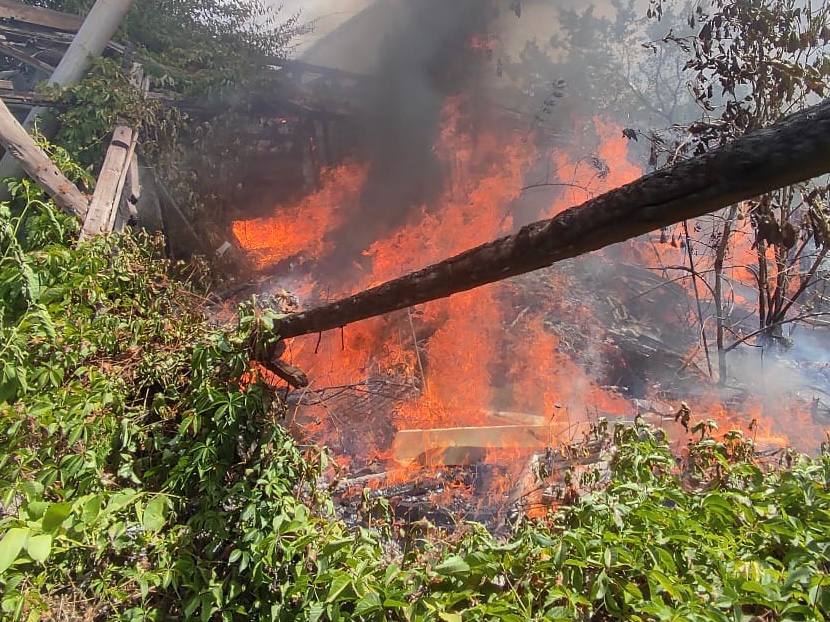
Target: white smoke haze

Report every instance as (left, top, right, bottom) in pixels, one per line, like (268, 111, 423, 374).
(269, 0, 373, 54)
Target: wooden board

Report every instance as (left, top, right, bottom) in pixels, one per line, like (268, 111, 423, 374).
(0, 0, 84, 31)
(79, 124, 133, 239)
(392, 424, 552, 465)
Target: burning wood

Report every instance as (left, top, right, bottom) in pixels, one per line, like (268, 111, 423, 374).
(263, 98, 830, 342)
(263, 358, 309, 388)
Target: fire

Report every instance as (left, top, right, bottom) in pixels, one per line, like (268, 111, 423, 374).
(545, 118, 642, 217)
(232, 163, 367, 270)
(232, 87, 828, 520)
(676, 394, 826, 454)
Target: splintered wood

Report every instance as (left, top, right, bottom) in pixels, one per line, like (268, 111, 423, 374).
(79, 124, 134, 240)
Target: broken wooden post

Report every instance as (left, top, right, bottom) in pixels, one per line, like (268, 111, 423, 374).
(78, 123, 133, 240)
(0, 97, 87, 217)
(265, 98, 830, 342)
(105, 127, 137, 232)
(111, 152, 140, 231)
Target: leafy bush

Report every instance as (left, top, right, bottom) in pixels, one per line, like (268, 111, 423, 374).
(47, 59, 180, 170)
(26, 0, 299, 95)
(0, 185, 828, 620)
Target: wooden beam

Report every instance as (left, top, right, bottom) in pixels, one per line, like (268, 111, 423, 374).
(0, 41, 55, 73)
(105, 126, 137, 232)
(79, 124, 132, 240)
(0, 97, 86, 217)
(265, 98, 830, 342)
(0, 89, 60, 109)
(0, 0, 84, 32)
(392, 425, 552, 465)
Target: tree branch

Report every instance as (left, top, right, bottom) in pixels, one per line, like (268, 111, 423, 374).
(265, 98, 830, 343)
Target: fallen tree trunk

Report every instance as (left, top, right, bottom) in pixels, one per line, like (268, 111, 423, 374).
(269, 98, 830, 342)
(0, 97, 87, 218)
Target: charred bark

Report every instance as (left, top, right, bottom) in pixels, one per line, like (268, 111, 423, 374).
(261, 359, 309, 389)
(267, 99, 830, 343)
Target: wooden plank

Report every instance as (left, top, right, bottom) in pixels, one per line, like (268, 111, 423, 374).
(392, 425, 552, 465)
(105, 126, 137, 232)
(0, 0, 84, 31)
(112, 153, 139, 231)
(79, 124, 132, 240)
(0, 88, 59, 108)
(485, 410, 548, 426)
(0, 96, 86, 217)
(0, 41, 54, 73)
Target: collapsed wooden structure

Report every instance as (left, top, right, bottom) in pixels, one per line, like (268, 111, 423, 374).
(0, 0, 361, 246)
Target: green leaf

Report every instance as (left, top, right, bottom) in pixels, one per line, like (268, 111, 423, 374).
(439, 613, 462, 622)
(26, 534, 52, 563)
(26, 501, 48, 521)
(142, 495, 167, 532)
(0, 528, 29, 573)
(435, 556, 471, 576)
(21, 480, 44, 501)
(42, 503, 71, 533)
(81, 495, 102, 524)
(308, 602, 325, 622)
(354, 591, 381, 616)
(326, 574, 352, 603)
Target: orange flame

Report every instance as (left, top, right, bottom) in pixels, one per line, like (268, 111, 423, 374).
(232, 163, 367, 270)
(232, 93, 828, 515)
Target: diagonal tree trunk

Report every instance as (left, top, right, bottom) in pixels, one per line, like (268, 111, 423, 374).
(0, 98, 88, 218)
(266, 98, 830, 344)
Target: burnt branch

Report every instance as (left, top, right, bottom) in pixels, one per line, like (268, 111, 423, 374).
(265, 98, 830, 344)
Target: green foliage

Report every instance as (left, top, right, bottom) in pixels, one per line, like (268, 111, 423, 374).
(19, 0, 302, 226)
(1, 187, 829, 620)
(28, 0, 300, 95)
(124, 0, 299, 95)
(48, 58, 180, 170)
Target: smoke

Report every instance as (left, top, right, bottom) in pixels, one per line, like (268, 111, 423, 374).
(308, 0, 501, 270)
(240, 1, 830, 456)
